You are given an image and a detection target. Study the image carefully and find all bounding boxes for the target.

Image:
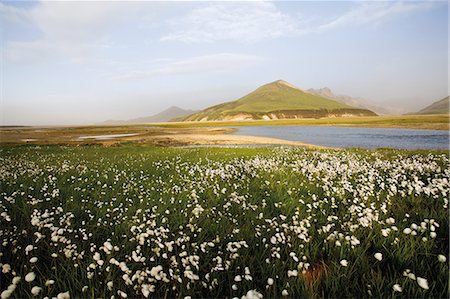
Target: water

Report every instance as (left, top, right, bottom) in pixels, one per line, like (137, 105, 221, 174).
(232, 126, 449, 150)
(78, 133, 139, 140)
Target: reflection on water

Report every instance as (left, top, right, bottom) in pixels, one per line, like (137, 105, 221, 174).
(78, 133, 139, 140)
(232, 126, 449, 150)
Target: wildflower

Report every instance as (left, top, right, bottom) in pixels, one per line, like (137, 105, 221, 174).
(12, 277, 20, 285)
(242, 290, 263, 299)
(1, 289, 13, 299)
(287, 270, 298, 277)
(31, 286, 42, 296)
(267, 278, 274, 285)
(393, 284, 402, 292)
(403, 228, 411, 234)
(417, 277, 429, 290)
(45, 280, 55, 286)
(234, 275, 242, 282)
(438, 255, 447, 263)
(57, 291, 70, 299)
(340, 259, 348, 267)
(282, 289, 289, 296)
(232, 284, 238, 290)
(30, 257, 38, 263)
(25, 272, 36, 282)
(25, 245, 34, 254)
(2, 264, 12, 274)
(374, 253, 382, 261)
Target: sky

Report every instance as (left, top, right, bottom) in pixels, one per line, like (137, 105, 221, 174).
(1, 0, 448, 125)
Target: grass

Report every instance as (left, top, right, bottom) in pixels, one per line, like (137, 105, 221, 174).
(0, 144, 448, 298)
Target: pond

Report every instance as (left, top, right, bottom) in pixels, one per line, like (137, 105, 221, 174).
(78, 133, 139, 140)
(232, 126, 449, 150)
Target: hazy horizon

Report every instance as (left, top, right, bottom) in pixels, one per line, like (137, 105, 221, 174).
(1, 0, 448, 126)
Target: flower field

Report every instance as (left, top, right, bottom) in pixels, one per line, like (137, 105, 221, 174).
(0, 145, 448, 298)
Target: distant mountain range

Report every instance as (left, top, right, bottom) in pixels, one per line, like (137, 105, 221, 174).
(307, 87, 401, 115)
(411, 96, 449, 115)
(181, 80, 376, 121)
(100, 81, 447, 124)
(102, 106, 198, 124)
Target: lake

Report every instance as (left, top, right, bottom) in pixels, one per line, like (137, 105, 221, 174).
(232, 126, 449, 150)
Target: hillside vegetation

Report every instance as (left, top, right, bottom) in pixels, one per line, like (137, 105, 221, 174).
(182, 80, 376, 121)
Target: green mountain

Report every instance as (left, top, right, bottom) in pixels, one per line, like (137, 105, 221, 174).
(182, 80, 376, 121)
(413, 96, 449, 115)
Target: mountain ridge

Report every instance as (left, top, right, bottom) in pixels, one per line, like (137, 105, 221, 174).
(182, 80, 376, 121)
(102, 106, 198, 124)
(412, 96, 449, 115)
(307, 87, 400, 115)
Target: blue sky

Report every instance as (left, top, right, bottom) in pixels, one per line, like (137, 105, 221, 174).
(1, 1, 448, 125)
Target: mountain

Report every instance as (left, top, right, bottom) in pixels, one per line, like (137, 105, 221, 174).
(128, 106, 197, 123)
(307, 87, 400, 115)
(412, 96, 449, 115)
(182, 80, 376, 121)
(103, 106, 198, 124)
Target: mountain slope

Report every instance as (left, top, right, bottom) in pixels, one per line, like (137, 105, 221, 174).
(128, 106, 198, 123)
(102, 106, 197, 124)
(413, 96, 449, 115)
(307, 87, 399, 115)
(183, 80, 376, 121)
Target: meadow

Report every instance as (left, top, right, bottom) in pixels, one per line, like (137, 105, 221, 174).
(0, 144, 448, 298)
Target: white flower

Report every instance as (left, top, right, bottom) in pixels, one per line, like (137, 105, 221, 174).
(267, 278, 274, 285)
(141, 284, 150, 298)
(1, 289, 13, 299)
(25, 272, 36, 282)
(25, 245, 34, 254)
(29, 257, 38, 263)
(417, 277, 429, 290)
(31, 286, 42, 296)
(282, 289, 289, 296)
(57, 291, 70, 299)
(12, 277, 20, 285)
(117, 290, 127, 298)
(438, 255, 447, 263)
(2, 264, 11, 273)
(45, 280, 55, 286)
(430, 232, 437, 238)
(287, 270, 298, 277)
(393, 284, 402, 292)
(234, 275, 242, 282)
(232, 284, 238, 290)
(374, 253, 382, 261)
(242, 290, 263, 299)
(107, 281, 113, 290)
(403, 228, 411, 234)
(340, 259, 348, 267)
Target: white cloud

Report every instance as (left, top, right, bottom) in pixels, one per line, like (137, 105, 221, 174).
(161, 1, 434, 43)
(317, 2, 429, 31)
(114, 53, 265, 81)
(2, 1, 161, 64)
(161, 2, 298, 43)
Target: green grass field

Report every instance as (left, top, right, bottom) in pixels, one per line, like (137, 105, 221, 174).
(0, 144, 448, 298)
